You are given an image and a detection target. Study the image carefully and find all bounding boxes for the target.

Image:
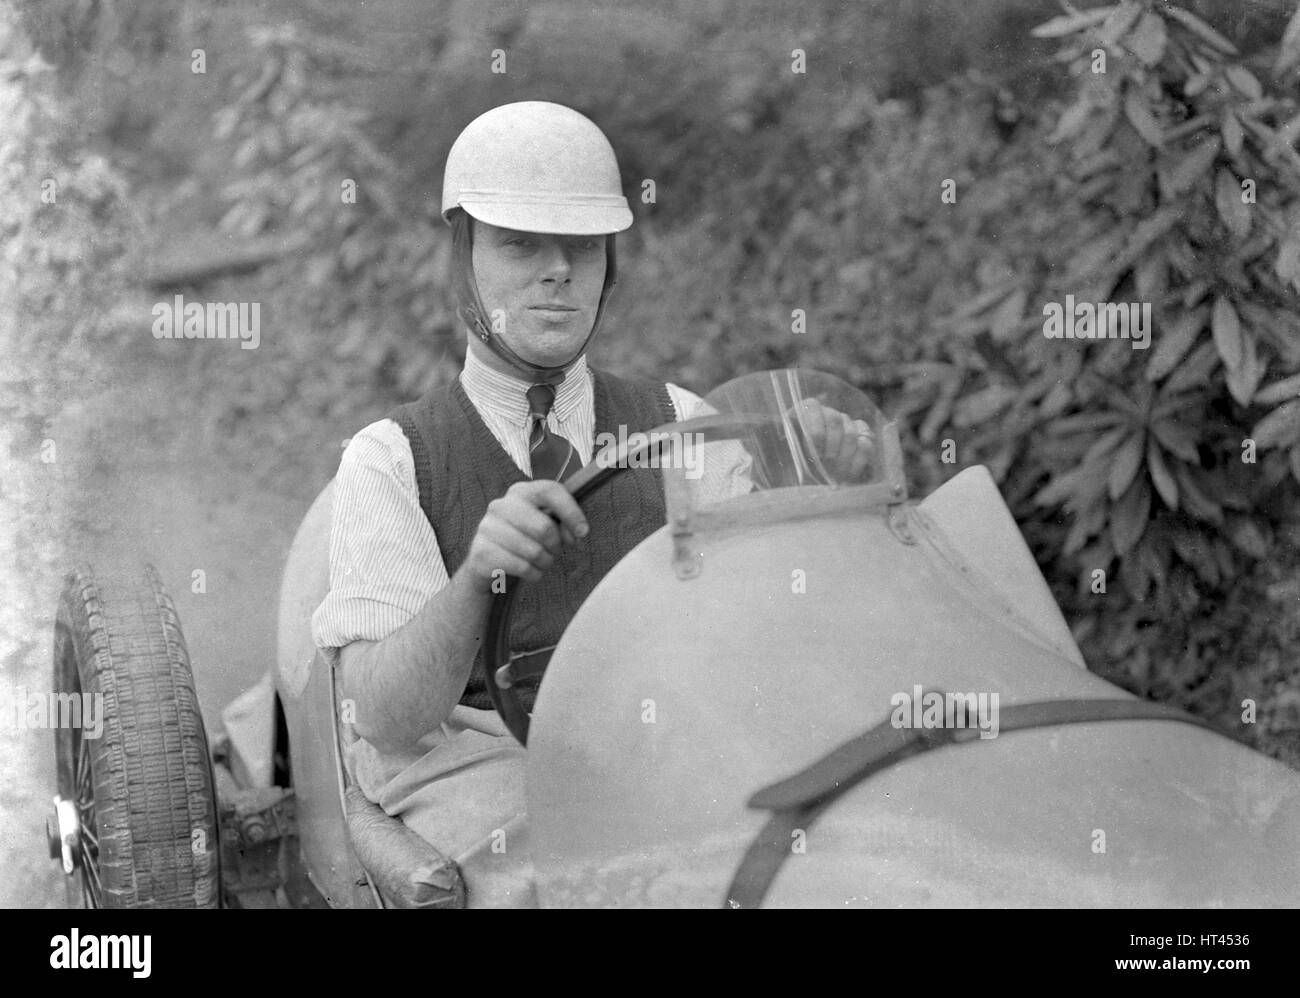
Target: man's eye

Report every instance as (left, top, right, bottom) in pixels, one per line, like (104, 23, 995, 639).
(571, 239, 600, 252)
(505, 237, 535, 249)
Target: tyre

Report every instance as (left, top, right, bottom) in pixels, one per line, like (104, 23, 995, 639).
(51, 564, 220, 908)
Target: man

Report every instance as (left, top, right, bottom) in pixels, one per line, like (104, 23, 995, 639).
(312, 101, 871, 907)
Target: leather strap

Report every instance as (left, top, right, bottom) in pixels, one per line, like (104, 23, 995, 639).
(724, 695, 1215, 909)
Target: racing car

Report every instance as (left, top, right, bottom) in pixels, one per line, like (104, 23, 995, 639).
(47, 368, 1300, 907)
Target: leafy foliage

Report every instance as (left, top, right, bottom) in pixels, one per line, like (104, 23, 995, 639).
(10, 0, 1300, 763)
(932, 0, 1300, 758)
(1, 17, 138, 444)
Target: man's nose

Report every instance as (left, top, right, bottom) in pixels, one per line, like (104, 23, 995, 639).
(538, 240, 572, 283)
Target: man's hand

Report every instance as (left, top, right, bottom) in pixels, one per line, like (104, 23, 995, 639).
(793, 398, 875, 483)
(463, 480, 590, 589)
(340, 482, 587, 751)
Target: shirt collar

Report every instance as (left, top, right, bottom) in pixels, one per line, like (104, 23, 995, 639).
(461, 348, 591, 427)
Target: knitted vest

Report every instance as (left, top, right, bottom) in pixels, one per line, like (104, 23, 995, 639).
(389, 369, 676, 710)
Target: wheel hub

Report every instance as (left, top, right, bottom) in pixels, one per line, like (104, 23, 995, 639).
(48, 795, 81, 875)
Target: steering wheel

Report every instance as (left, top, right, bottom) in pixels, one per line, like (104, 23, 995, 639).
(482, 413, 769, 745)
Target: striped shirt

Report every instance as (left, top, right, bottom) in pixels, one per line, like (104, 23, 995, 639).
(311, 348, 743, 653)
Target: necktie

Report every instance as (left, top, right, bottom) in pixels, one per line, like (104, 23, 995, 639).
(526, 383, 580, 481)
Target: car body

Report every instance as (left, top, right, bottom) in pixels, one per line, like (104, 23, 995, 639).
(52, 369, 1300, 908)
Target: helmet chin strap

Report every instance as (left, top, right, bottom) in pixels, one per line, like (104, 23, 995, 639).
(451, 211, 618, 385)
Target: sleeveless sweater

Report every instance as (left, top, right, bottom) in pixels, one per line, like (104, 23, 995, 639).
(388, 369, 676, 710)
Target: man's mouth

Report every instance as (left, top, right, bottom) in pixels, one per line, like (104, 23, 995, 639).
(529, 304, 579, 321)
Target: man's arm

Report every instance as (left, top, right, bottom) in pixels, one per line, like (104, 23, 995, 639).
(339, 480, 588, 754)
(339, 564, 488, 753)
(667, 383, 872, 490)
(665, 383, 755, 502)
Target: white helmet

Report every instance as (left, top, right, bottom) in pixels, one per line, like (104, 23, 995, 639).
(442, 102, 632, 380)
(441, 101, 633, 235)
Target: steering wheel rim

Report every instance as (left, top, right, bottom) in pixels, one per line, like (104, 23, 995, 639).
(482, 413, 770, 745)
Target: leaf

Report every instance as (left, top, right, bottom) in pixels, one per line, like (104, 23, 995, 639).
(1105, 384, 1150, 421)
(944, 280, 1021, 323)
(1213, 537, 1238, 584)
(1063, 508, 1098, 556)
(1277, 4, 1300, 74)
(1126, 12, 1167, 65)
(1170, 527, 1213, 582)
(1150, 417, 1200, 462)
(1119, 547, 1153, 603)
(1098, 0, 1145, 46)
(1226, 516, 1270, 559)
(1110, 476, 1151, 555)
(1124, 92, 1164, 146)
(1032, 6, 1115, 38)
(1146, 438, 1179, 509)
(1225, 329, 1263, 407)
(1064, 228, 1126, 283)
(1146, 308, 1205, 381)
(1250, 401, 1300, 449)
(1162, 6, 1238, 55)
(1084, 425, 1134, 467)
(1138, 530, 1170, 589)
(1255, 372, 1300, 407)
(1033, 465, 1092, 508)
(1275, 233, 1300, 293)
(1151, 392, 1200, 425)
(1068, 436, 1131, 507)
(1240, 117, 1300, 172)
(1165, 564, 1198, 615)
(990, 288, 1028, 341)
(1158, 111, 1214, 144)
(952, 384, 1018, 427)
(1174, 467, 1224, 525)
(1048, 412, 1129, 435)
(1241, 303, 1300, 368)
(1221, 111, 1243, 157)
(1184, 71, 1213, 98)
(1049, 97, 1095, 145)
(1165, 340, 1220, 394)
(1114, 206, 1182, 271)
(1291, 444, 1300, 486)
(1108, 431, 1146, 500)
(1214, 167, 1251, 241)
(1134, 251, 1166, 301)
(1276, 109, 1300, 150)
(1039, 381, 1073, 418)
(918, 375, 961, 443)
(1211, 296, 1243, 371)
(1161, 136, 1221, 196)
(1224, 66, 1263, 101)
(1075, 149, 1123, 180)
(1178, 280, 1209, 310)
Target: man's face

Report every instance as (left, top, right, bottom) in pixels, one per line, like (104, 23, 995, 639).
(470, 220, 607, 370)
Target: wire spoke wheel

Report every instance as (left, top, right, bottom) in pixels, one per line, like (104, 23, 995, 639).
(70, 726, 102, 907)
(51, 564, 220, 908)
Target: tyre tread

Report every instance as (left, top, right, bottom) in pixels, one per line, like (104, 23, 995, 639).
(55, 564, 219, 908)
